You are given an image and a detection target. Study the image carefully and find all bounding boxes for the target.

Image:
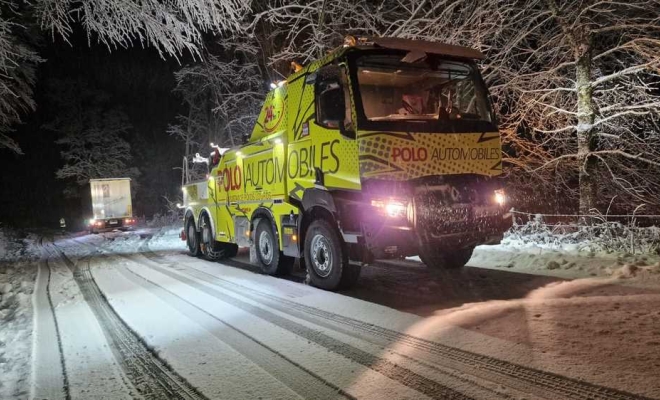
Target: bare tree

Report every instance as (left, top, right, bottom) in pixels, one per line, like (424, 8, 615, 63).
(251, 0, 381, 69)
(35, 0, 248, 60)
(1, 0, 249, 154)
(454, 0, 660, 213)
(0, 2, 43, 153)
(170, 49, 265, 181)
(44, 78, 139, 186)
(55, 111, 139, 185)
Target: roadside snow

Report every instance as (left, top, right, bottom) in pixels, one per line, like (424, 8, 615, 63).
(468, 238, 660, 286)
(147, 226, 186, 252)
(0, 227, 39, 399)
(424, 279, 660, 398)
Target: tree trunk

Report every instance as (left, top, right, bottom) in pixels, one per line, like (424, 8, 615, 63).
(575, 47, 598, 216)
(545, 0, 599, 217)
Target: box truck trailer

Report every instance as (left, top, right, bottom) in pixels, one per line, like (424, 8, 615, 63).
(88, 178, 136, 233)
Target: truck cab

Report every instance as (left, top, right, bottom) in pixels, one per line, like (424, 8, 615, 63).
(182, 37, 509, 290)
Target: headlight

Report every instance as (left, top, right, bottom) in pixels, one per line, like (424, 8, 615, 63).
(385, 201, 406, 218)
(371, 198, 407, 218)
(494, 189, 506, 206)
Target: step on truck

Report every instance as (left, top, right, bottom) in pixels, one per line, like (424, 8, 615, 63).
(181, 36, 510, 291)
(88, 178, 136, 233)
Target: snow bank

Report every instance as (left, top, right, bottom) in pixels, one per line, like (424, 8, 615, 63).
(470, 240, 660, 286)
(0, 227, 38, 399)
(464, 218, 660, 285)
(0, 228, 40, 262)
(147, 225, 186, 252)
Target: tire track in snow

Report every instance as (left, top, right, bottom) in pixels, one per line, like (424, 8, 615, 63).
(112, 262, 355, 400)
(75, 234, 357, 399)
(156, 260, 525, 400)
(128, 255, 475, 400)
(48, 243, 207, 400)
(140, 245, 651, 400)
(31, 237, 69, 400)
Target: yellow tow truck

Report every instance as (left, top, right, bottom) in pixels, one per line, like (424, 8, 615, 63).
(181, 36, 509, 290)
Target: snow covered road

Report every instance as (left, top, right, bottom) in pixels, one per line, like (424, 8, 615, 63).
(15, 229, 660, 399)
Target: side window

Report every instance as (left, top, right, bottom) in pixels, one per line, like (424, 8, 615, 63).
(315, 65, 354, 137)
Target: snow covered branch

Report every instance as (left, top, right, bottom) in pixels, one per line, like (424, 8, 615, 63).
(36, 0, 249, 60)
(0, 3, 43, 153)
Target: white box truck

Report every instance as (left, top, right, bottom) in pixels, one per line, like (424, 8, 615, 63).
(88, 178, 136, 233)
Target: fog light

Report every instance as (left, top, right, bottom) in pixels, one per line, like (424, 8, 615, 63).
(494, 189, 506, 206)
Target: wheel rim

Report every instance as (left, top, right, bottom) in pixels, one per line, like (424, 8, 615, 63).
(310, 234, 332, 278)
(202, 222, 211, 245)
(187, 224, 196, 250)
(200, 218, 213, 255)
(258, 230, 274, 265)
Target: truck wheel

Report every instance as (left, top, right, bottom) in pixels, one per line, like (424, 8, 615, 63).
(199, 213, 216, 259)
(419, 246, 474, 269)
(255, 219, 292, 275)
(304, 219, 360, 291)
(186, 217, 201, 257)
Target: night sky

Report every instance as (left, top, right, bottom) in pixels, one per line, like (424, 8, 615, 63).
(0, 33, 188, 229)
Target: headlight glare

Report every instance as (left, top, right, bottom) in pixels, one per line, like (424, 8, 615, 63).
(494, 189, 506, 206)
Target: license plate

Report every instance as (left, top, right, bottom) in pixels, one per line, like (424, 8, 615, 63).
(109, 220, 118, 225)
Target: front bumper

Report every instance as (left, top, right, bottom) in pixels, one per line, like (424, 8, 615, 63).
(360, 205, 509, 257)
(90, 218, 136, 232)
(336, 175, 511, 258)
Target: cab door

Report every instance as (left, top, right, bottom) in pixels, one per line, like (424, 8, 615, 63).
(287, 63, 361, 197)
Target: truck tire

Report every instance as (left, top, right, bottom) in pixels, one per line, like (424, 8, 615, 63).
(199, 213, 216, 259)
(255, 219, 293, 275)
(186, 217, 201, 257)
(419, 246, 474, 269)
(304, 219, 360, 291)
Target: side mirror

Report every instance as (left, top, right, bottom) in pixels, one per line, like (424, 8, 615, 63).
(318, 80, 345, 128)
(242, 132, 251, 144)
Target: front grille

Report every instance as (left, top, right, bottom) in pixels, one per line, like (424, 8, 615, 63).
(414, 186, 505, 237)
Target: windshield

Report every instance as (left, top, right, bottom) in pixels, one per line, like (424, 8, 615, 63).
(352, 52, 495, 132)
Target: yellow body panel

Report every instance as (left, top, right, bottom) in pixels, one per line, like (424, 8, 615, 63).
(358, 131, 502, 180)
